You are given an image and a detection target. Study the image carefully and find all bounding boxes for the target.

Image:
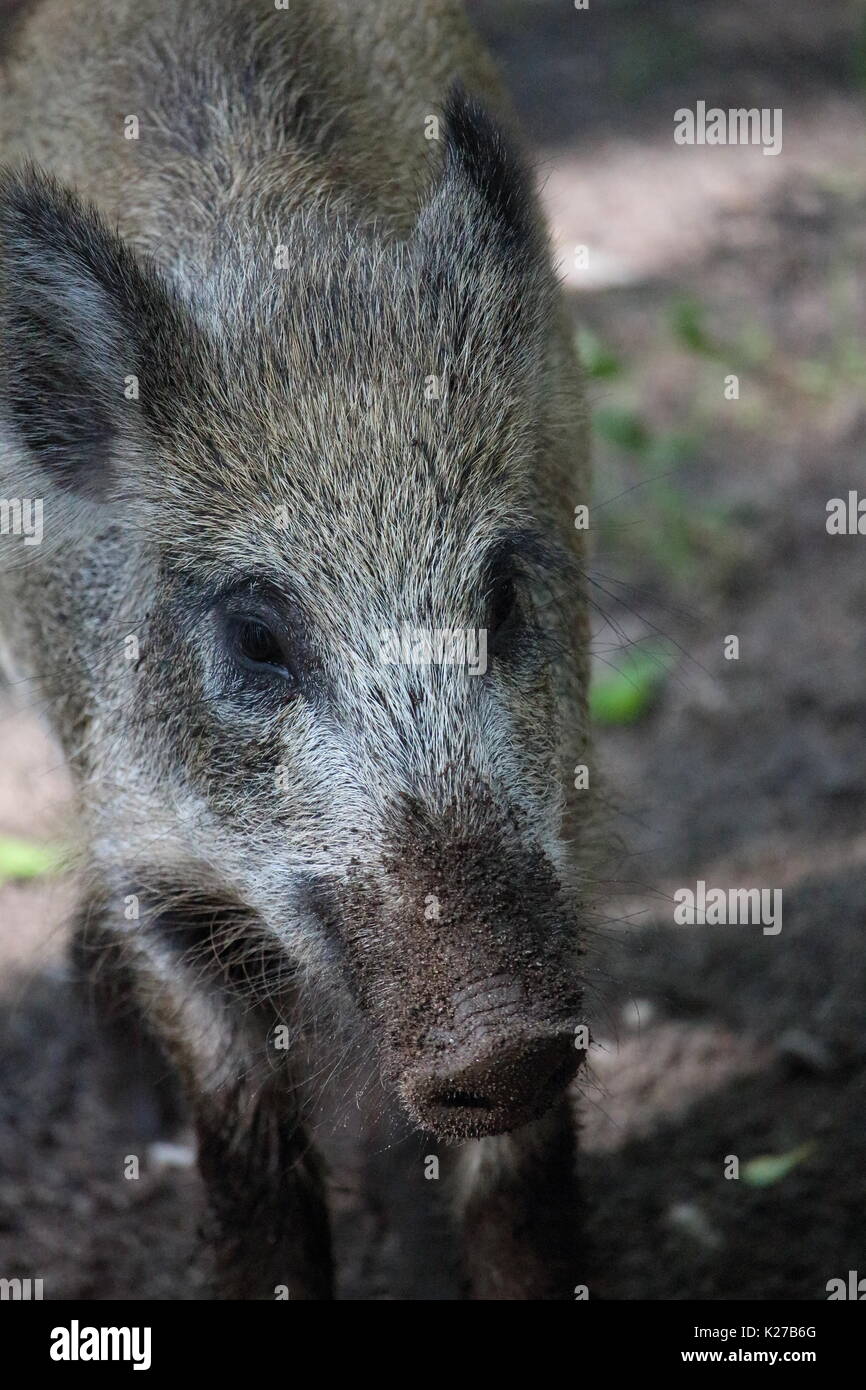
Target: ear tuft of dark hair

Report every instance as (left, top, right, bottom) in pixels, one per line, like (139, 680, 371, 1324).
(0, 164, 180, 498)
(441, 81, 538, 250)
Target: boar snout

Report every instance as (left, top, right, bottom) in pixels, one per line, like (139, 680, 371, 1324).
(321, 799, 587, 1140)
(400, 1023, 581, 1141)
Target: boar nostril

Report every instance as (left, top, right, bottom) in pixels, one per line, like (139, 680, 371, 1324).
(436, 1089, 494, 1110)
(399, 1029, 581, 1140)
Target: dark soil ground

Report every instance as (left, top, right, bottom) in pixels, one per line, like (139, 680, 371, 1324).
(1, 0, 864, 1298)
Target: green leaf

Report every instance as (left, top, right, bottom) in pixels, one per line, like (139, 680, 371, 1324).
(594, 406, 651, 453)
(590, 649, 671, 725)
(577, 327, 622, 380)
(0, 836, 60, 885)
(741, 1142, 816, 1188)
(669, 298, 715, 355)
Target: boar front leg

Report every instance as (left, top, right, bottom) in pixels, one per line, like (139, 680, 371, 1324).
(456, 1097, 582, 1300)
(72, 892, 334, 1301)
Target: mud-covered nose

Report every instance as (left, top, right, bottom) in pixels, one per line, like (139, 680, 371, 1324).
(400, 1030, 581, 1141)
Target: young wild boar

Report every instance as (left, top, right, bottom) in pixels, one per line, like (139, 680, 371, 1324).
(0, 0, 593, 1298)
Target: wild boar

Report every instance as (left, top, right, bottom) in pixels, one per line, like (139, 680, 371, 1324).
(0, 0, 593, 1298)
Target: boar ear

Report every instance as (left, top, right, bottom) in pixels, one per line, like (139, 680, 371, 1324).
(413, 84, 551, 351)
(0, 165, 179, 499)
(428, 82, 542, 254)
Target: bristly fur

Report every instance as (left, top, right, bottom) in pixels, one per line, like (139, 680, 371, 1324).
(0, 0, 595, 1300)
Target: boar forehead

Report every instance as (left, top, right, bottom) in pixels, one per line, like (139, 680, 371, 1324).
(140, 217, 552, 597)
(158, 470, 542, 644)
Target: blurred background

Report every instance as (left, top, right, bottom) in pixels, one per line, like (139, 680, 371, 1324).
(1, 0, 865, 1297)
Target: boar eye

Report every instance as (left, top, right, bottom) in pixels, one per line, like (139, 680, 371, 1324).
(228, 615, 293, 681)
(487, 573, 521, 653)
(489, 575, 516, 633)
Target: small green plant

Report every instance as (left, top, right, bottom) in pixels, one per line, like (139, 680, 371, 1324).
(668, 297, 718, 356)
(576, 327, 622, 380)
(594, 405, 651, 453)
(741, 1142, 816, 1189)
(590, 647, 673, 725)
(0, 835, 59, 886)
